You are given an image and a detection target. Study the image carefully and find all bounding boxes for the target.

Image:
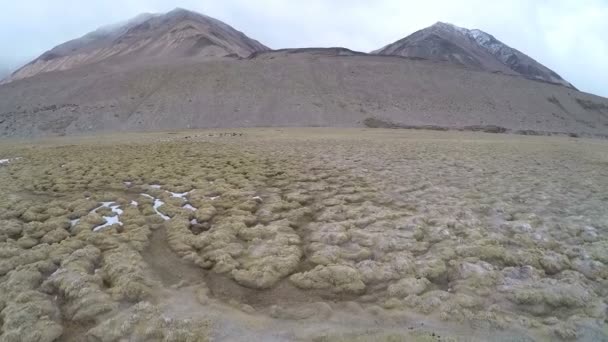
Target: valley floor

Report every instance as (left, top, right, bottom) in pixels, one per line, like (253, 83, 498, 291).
(0, 128, 607, 341)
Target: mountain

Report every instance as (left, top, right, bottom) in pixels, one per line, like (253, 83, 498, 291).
(1, 11, 607, 138)
(0, 66, 10, 80)
(374, 22, 574, 88)
(3, 8, 269, 83)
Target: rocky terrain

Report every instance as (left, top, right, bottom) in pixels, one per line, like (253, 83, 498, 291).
(374, 22, 574, 88)
(1, 9, 607, 138)
(0, 128, 607, 341)
(1, 47, 607, 138)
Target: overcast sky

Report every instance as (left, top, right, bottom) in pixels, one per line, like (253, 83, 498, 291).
(1, 0, 606, 97)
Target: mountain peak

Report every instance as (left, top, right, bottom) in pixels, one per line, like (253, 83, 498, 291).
(165, 7, 205, 20)
(432, 21, 457, 28)
(5, 9, 269, 83)
(169, 7, 191, 13)
(374, 22, 574, 88)
(431, 22, 467, 32)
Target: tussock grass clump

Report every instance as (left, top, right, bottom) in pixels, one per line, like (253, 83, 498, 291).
(290, 265, 366, 294)
(41, 246, 117, 321)
(86, 301, 210, 342)
(0, 269, 64, 342)
(101, 245, 159, 302)
(0, 129, 606, 340)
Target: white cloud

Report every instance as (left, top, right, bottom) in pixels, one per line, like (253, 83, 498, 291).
(0, 0, 606, 96)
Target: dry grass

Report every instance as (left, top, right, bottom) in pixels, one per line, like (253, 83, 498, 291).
(0, 128, 606, 341)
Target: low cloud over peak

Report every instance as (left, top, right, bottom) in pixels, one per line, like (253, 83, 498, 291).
(1, 0, 606, 97)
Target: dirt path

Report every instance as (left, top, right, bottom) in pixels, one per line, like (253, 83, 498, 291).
(142, 226, 206, 287)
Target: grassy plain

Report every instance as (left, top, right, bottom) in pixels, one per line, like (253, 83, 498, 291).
(0, 128, 607, 341)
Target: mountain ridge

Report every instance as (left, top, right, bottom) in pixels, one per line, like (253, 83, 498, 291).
(3, 8, 269, 83)
(1, 48, 606, 138)
(1, 9, 607, 139)
(374, 22, 574, 89)
(3, 10, 575, 91)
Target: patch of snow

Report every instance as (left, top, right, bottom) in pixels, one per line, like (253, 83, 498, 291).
(169, 191, 190, 198)
(92, 201, 115, 213)
(124, 181, 132, 186)
(70, 218, 80, 227)
(465, 29, 518, 63)
(1, 157, 22, 164)
(112, 205, 123, 216)
(183, 204, 197, 211)
(93, 203, 124, 232)
(149, 184, 162, 189)
(154, 199, 170, 220)
(0, 158, 16, 164)
(141, 193, 154, 199)
(94, 216, 120, 231)
(190, 219, 198, 225)
(94, 215, 122, 232)
(210, 196, 220, 201)
(468, 29, 486, 40)
(131, 200, 138, 206)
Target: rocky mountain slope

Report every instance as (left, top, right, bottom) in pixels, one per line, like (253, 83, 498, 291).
(0, 67, 10, 80)
(1, 10, 607, 138)
(1, 49, 607, 138)
(3, 8, 269, 83)
(374, 22, 574, 88)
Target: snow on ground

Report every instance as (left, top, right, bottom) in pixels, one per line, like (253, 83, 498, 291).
(93, 202, 124, 232)
(153, 199, 170, 220)
(0, 157, 20, 165)
(94, 214, 122, 232)
(131, 200, 139, 206)
(71, 200, 126, 230)
(183, 204, 197, 211)
(150, 184, 162, 189)
(90, 201, 115, 214)
(140, 193, 171, 220)
(210, 196, 220, 201)
(169, 191, 190, 198)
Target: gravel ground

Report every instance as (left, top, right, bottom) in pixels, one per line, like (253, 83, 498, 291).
(1, 52, 608, 138)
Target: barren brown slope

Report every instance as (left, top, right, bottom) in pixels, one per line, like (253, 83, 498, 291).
(3, 8, 269, 83)
(1, 49, 607, 138)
